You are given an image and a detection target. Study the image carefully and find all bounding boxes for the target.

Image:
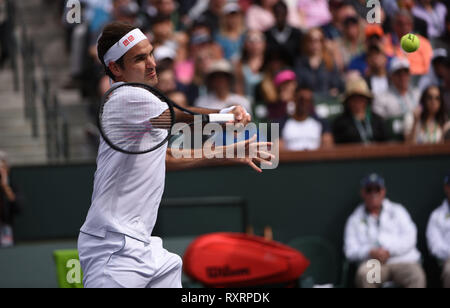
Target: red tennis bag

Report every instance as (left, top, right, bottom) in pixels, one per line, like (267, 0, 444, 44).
(183, 233, 310, 287)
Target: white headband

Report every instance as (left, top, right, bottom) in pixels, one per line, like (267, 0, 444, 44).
(103, 29, 148, 67)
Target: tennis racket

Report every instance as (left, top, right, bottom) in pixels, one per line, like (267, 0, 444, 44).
(98, 82, 234, 154)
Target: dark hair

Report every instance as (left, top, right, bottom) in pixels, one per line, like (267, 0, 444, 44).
(152, 14, 172, 25)
(97, 22, 136, 81)
(296, 83, 313, 93)
(419, 85, 447, 127)
(273, 1, 288, 13)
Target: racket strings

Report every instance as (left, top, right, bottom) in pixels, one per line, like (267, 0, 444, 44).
(100, 84, 174, 153)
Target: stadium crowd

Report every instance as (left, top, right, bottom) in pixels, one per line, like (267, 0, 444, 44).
(57, 0, 450, 151)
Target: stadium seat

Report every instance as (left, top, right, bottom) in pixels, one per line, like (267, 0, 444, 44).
(53, 250, 83, 288)
(288, 236, 345, 288)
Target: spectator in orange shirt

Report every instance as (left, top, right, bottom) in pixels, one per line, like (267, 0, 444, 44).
(384, 9, 433, 76)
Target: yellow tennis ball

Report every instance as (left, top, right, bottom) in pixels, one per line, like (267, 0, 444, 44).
(401, 33, 420, 53)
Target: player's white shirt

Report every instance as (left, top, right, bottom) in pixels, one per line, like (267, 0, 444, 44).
(80, 82, 168, 243)
(426, 199, 450, 261)
(282, 117, 323, 151)
(344, 199, 422, 264)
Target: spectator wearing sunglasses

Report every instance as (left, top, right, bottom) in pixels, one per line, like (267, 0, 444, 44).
(344, 173, 426, 288)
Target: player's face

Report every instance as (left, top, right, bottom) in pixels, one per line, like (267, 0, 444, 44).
(120, 40, 158, 86)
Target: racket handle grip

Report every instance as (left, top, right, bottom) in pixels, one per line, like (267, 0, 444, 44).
(208, 113, 235, 123)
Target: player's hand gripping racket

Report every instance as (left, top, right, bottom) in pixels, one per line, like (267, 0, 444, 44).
(98, 82, 234, 154)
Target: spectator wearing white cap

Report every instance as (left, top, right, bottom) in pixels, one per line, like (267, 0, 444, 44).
(194, 59, 251, 112)
(373, 57, 421, 140)
(426, 173, 450, 288)
(214, 2, 246, 61)
(344, 173, 426, 288)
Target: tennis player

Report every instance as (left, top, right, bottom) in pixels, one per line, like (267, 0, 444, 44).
(78, 22, 272, 288)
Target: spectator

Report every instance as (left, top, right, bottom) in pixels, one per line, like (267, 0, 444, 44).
(373, 58, 421, 139)
(333, 77, 390, 144)
(245, 0, 277, 32)
(412, 0, 447, 40)
(434, 13, 450, 54)
(383, 0, 428, 39)
(268, 70, 297, 123)
(347, 0, 373, 20)
(363, 45, 390, 96)
(281, 85, 334, 151)
(296, 0, 332, 30)
(254, 48, 291, 121)
(88, 0, 140, 46)
(155, 62, 177, 94)
(344, 173, 426, 288)
(404, 85, 447, 144)
(419, 48, 449, 91)
(384, 9, 433, 76)
(294, 28, 344, 98)
(322, 0, 357, 40)
(142, 0, 181, 31)
(0, 151, 19, 248)
(0, 0, 11, 68)
(347, 24, 390, 78)
(264, 1, 303, 61)
(153, 44, 176, 68)
(194, 59, 251, 112)
(334, 15, 365, 71)
(235, 30, 266, 103)
(214, 2, 246, 62)
(426, 173, 450, 288)
(321, 0, 345, 40)
(149, 14, 177, 50)
(174, 30, 223, 104)
(199, 0, 227, 34)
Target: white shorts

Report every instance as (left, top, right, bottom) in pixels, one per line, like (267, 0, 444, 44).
(78, 231, 182, 288)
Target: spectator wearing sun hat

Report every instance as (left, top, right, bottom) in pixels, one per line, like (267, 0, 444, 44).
(194, 59, 251, 112)
(332, 76, 390, 144)
(426, 173, 450, 288)
(372, 57, 421, 140)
